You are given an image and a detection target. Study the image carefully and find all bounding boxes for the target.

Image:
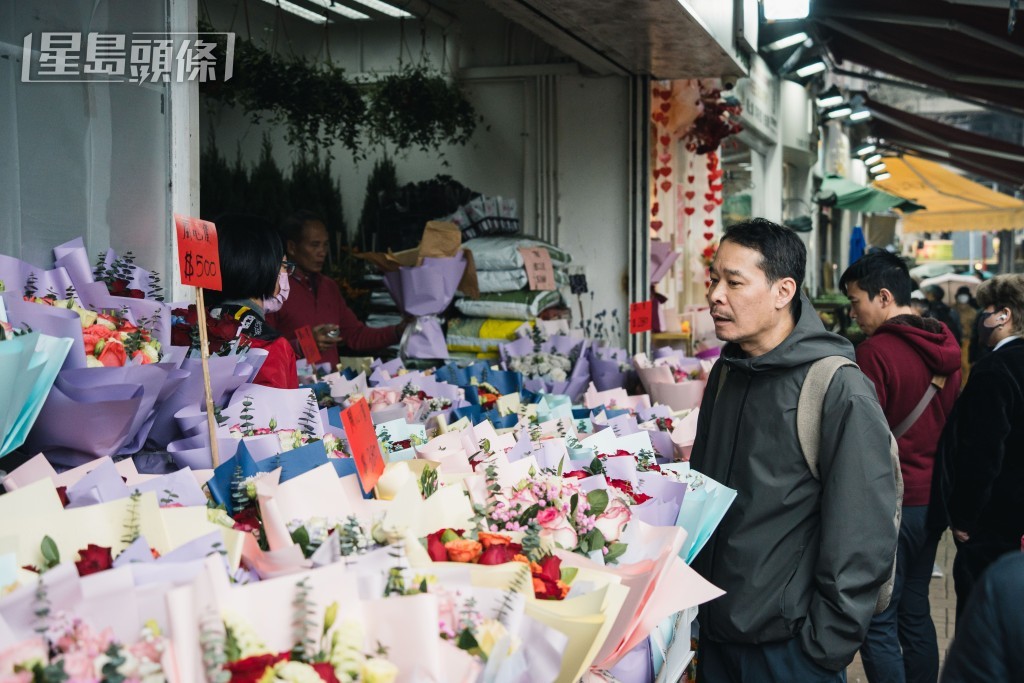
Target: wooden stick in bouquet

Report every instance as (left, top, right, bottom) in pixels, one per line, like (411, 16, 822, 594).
(174, 214, 225, 467)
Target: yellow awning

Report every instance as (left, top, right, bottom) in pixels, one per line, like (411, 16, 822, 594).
(872, 156, 1024, 233)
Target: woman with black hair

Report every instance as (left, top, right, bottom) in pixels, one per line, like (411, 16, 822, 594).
(170, 213, 298, 389)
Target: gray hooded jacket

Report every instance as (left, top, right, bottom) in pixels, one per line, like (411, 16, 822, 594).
(690, 294, 898, 672)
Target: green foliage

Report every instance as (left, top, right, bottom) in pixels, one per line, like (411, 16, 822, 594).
(122, 490, 142, 546)
(356, 157, 399, 252)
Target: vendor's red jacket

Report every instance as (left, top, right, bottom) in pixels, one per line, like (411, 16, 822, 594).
(855, 314, 962, 506)
(268, 269, 399, 368)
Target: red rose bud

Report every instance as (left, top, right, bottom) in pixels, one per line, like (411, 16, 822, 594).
(74, 544, 113, 576)
(224, 652, 290, 683)
(426, 530, 449, 562)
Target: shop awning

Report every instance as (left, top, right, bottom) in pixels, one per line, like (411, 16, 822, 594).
(873, 156, 1024, 233)
(866, 99, 1024, 188)
(816, 174, 924, 213)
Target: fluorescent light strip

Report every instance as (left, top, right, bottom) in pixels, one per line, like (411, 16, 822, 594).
(870, 163, 887, 173)
(849, 110, 871, 121)
(796, 61, 826, 77)
(765, 32, 808, 51)
(260, 0, 328, 23)
(816, 94, 844, 108)
(348, 0, 412, 17)
(307, 0, 370, 19)
(875, 173, 891, 181)
(827, 107, 853, 119)
(864, 154, 882, 166)
(763, 0, 810, 20)
(856, 144, 877, 156)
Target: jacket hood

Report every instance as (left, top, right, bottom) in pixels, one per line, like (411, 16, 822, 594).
(721, 293, 855, 373)
(874, 314, 962, 375)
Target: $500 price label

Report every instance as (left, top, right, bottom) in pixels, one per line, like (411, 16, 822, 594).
(174, 214, 223, 291)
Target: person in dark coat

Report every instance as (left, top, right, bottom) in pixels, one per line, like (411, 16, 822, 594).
(940, 552, 1024, 683)
(947, 274, 1024, 622)
(923, 285, 962, 345)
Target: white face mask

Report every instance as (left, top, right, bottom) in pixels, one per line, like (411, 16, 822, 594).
(263, 270, 291, 313)
(957, 294, 970, 304)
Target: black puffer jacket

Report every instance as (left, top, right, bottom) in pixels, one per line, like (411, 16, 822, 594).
(690, 294, 899, 672)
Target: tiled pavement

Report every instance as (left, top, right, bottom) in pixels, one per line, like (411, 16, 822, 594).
(846, 531, 957, 682)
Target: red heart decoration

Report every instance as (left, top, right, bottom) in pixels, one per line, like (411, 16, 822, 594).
(709, 169, 724, 181)
(705, 192, 715, 201)
(652, 88, 663, 98)
(659, 167, 673, 177)
(659, 153, 671, 164)
(659, 102, 671, 113)
(659, 135, 671, 147)
(714, 197, 724, 206)
(703, 232, 714, 240)
(710, 183, 724, 192)
(651, 220, 664, 231)
(652, 202, 660, 216)
(684, 191, 695, 200)
(704, 203, 715, 213)
(659, 89, 671, 101)
(652, 112, 665, 124)
(684, 207, 695, 215)
(660, 180, 672, 192)
(704, 218, 715, 227)
(707, 162, 717, 171)
(687, 175, 695, 183)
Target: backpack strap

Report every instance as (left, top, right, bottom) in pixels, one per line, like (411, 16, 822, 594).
(891, 374, 948, 439)
(796, 356, 859, 479)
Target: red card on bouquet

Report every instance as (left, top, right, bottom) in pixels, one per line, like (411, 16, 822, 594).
(295, 325, 322, 364)
(174, 214, 222, 290)
(340, 398, 385, 492)
(629, 300, 653, 334)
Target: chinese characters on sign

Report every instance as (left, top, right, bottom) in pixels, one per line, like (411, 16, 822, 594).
(629, 300, 653, 334)
(22, 32, 235, 83)
(295, 325, 322, 364)
(340, 399, 386, 492)
(174, 214, 222, 291)
(518, 247, 556, 291)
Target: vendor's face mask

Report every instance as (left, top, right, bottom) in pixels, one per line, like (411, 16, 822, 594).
(957, 294, 970, 304)
(263, 270, 291, 313)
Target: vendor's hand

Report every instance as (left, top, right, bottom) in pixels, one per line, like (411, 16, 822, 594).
(313, 324, 343, 351)
(952, 528, 970, 543)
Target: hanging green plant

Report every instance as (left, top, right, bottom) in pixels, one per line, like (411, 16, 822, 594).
(200, 29, 365, 157)
(366, 64, 479, 152)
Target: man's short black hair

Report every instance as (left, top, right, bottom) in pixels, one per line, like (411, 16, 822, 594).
(208, 213, 282, 305)
(839, 250, 912, 306)
(721, 218, 806, 313)
(281, 210, 324, 245)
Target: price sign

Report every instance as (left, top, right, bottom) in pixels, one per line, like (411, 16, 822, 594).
(569, 273, 589, 294)
(174, 214, 222, 290)
(629, 300, 653, 334)
(518, 247, 556, 291)
(340, 398, 385, 492)
(295, 325, 322, 364)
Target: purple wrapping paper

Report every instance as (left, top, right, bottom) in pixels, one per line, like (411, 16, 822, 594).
(66, 458, 129, 508)
(383, 255, 467, 359)
(2, 294, 86, 369)
(166, 432, 242, 470)
(131, 468, 208, 507)
(76, 281, 172, 350)
(502, 334, 591, 401)
(0, 254, 75, 300)
(216, 384, 324, 439)
(650, 240, 679, 286)
(608, 637, 655, 683)
(52, 238, 95, 296)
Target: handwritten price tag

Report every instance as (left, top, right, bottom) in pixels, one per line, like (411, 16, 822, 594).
(295, 325, 322, 364)
(518, 247, 556, 291)
(340, 398, 385, 492)
(629, 300, 653, 334)
(174, 214, 222, 290)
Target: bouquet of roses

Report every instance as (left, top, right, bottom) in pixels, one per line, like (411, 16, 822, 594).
(632, 351, 708, 412)
(499, 329, 591, 401)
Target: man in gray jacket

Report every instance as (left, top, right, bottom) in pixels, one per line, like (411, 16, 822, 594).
(691, 219, 899, 681)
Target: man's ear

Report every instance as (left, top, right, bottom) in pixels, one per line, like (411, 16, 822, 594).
(286, 240, 297, 258)
(775, 277, 797, 311)
(877, 287, 894, 307)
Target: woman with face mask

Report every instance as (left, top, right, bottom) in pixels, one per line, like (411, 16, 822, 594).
(945, 274, 1024, 627)
(954, 285, 979, 382)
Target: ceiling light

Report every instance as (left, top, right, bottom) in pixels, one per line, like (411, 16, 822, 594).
(870, 163, 887, 173)
(763, 0, 810, 20)
(347, 0, 412, 17)
(307, 0, 370, 19)
(827, 106, 853, 119)
(875, 173, 891, 181)
(795, 60, 827, 78)
(259, 0, 329, 23)
(849, 109, 871, 121)
(864, 154, 882, 166)
(856, 144, 876, 156)
(815, 86, 844, 108)
(765, 31, 808, 51)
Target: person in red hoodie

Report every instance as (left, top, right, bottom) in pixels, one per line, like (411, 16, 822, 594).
(268, 210, 406, 369)
(841, 250, 962, 683)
